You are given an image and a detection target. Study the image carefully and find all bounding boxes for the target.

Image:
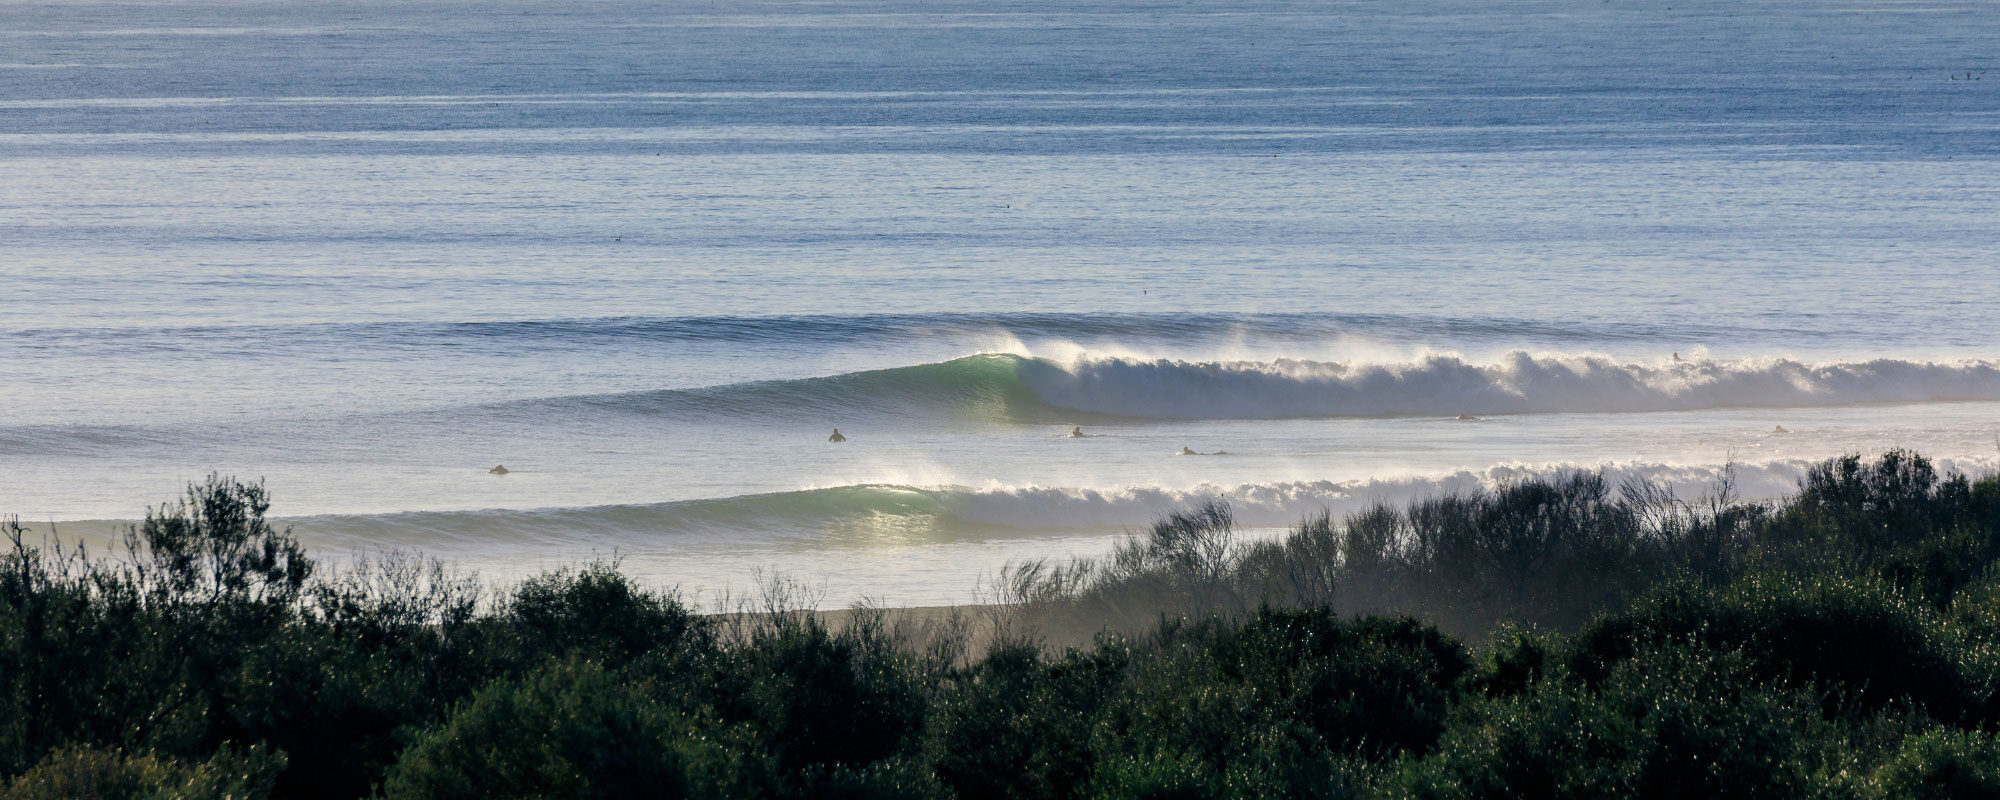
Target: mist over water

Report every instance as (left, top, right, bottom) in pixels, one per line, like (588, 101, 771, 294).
(5, 0, 1998, 605)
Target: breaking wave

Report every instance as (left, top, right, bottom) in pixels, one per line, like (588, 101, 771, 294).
(254, 457, 1996, 546)
(522, 351, 2000, 423)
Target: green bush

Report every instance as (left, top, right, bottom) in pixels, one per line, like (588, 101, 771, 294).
(495, 561, 709, 672)
(733, 615, 931, 775)
(1570, 573, 2000, 724)
(1386, 645, 1859, 800)
(9, 455, 2000, 798)
(383, 659, 733, 800)
(1193, 610, 1472, 756)
(936, 641, 1130, 800)
(1868, 729, 2000, 799)
(1, 744, 283, 800)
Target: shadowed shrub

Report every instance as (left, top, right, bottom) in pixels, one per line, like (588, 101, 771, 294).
(1570, 573, 2000, 724)
(494, 560, 711, 672)
(1386, 645, 1860, 800)
(7, 454, 2000, 798)
(1, 744, 283, 800)
(936, 641, 1131, 800)
(382, 659, 733, 800)
(733, 614, 931, 777)
(1868, 729, 2000, 799)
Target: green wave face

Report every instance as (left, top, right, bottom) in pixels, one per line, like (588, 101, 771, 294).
(786, 354, 1049, 423)
(560, 353, 1069, 424)
(258, 484, 965, 546)
(24, 485, 969, 550)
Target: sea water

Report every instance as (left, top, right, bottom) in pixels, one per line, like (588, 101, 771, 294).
(4, 0, 1998, 606)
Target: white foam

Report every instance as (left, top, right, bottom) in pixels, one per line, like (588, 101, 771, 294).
(1017, 351, 2000, 419)
(937, 456, 2000, 530)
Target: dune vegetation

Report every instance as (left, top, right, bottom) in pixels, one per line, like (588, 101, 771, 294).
(6, 450, 2000, 798)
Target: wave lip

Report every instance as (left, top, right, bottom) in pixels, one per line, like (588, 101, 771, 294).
(1017, 352, 2000, 420)
(540, 351, 2000, 424)
(13, 352, 2000, 447)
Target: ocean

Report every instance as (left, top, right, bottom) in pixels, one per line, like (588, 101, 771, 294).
(4, 0, 1998, 606)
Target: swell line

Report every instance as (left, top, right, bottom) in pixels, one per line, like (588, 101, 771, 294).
(493, 351, 2000, 423)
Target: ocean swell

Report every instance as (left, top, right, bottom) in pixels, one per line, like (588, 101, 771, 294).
(268, 457, 1996, 547)
(1018, 352, 2000, 419)
(528, 351, 2000, 423)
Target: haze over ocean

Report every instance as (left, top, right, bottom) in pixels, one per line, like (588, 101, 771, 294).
(5, 0, 1998, 605)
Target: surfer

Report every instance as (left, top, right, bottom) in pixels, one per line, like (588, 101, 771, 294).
(829, 428, 847, 442)
(1068, 426, 1085, 438)
(1672, 352, 1682, 362)
(1773, 425, 1789, 434)
(1455, 414, 1481, 421)
(1180, 446, 1198, 455)
(488, 464, 510, 475)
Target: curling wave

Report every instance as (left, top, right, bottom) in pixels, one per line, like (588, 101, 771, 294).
(532, 353, 1046, 422)
(520, 351, 2000, 423)
(1018, 352, 2000, 419)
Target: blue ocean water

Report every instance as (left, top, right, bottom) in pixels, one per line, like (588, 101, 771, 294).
(4, 0, 1998, 604)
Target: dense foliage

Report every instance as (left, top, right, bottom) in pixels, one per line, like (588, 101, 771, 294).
(5, 453, 2000, 798)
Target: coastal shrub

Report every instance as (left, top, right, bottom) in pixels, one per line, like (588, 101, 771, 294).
(383, 659, 732, 800)
(1004, 467, 1753, 643)
(221, 620, 452, 800)
(120, 474, 313, 609)
(1471, 623, 1553, 699)
(1787, 450, 1956, 549)
(1569, 573, 2000, 724)
(935, 641, 1130, 800)
(1072, 609, 1469, 800)
(495, 561, 709, 671)
(1037, 501, 1248, 629)
(1764, 451, 1998, 568)
(1868, 729, 2000, 799)
(1386, 644, 1860, 800)
(790, 757, 953, 800)
(2, 489, 310, 774)
(734, 614, 931, 776)
(1190, 610, 1471, 756)
(0, 744, 284, 800)
(8, 453, 2000, 798)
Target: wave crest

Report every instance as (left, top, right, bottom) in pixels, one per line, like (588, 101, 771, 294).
(546, 351, 2000, 423)
(1020, 352, 2000, 419)
(272, 457, 1997, 546)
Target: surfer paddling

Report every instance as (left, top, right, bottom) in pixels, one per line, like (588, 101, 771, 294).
(488, 464, 510, 475)
(829, 428, 847, 442)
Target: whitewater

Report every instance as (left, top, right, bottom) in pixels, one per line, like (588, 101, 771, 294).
(5, 0, 1999, 605)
